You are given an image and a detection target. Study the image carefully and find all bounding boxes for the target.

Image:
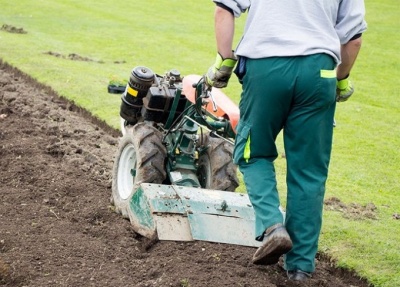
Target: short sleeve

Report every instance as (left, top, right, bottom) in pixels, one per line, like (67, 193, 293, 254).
(213, 0, 250, 17)
(336, 0, 367, 44)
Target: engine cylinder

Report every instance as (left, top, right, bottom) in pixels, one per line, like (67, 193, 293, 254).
(124, 66, 154, 104)
(120, 66, 155, 124)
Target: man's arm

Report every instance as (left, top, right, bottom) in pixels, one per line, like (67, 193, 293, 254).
(205, 5, 237, 88)
(215, 6, 235, 58)
(335, 36, 363, 102)
(337, 36, 363, 80)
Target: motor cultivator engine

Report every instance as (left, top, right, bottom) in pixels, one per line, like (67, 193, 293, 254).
(119, 66, 188, 126)
(110, 65, 239, 215)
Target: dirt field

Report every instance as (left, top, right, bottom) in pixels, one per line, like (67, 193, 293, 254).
(0, 60, 371, 287)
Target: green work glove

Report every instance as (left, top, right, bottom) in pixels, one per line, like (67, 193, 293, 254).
(336, 76, 354, 102)
(206, 52, 237, 88)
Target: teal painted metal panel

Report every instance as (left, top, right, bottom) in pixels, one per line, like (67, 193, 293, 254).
(130, 184, 261, 247)
(129, 186, 154, 229)
(174, 185, 255, 220)
(170, 186, 260, 247)
(187, 213, 259, 247)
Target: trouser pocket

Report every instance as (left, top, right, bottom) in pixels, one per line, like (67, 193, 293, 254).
(233, 120, 251, 165)
(234, 56, 247, 84)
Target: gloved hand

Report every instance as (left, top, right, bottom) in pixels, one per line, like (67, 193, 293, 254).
(336, 75, 354, 102)
(206, 52, 237, 88)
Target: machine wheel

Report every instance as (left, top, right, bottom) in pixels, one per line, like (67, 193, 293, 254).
(111, 122, 167, 218)
(120, 117, 144, 136)
(120, 117, 127, 136)
(197, 134, 239, 191)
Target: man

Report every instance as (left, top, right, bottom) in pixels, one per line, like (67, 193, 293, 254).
(205, 0, 367, 281)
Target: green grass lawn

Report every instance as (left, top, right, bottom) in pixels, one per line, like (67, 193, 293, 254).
(1, 1, 399, 286)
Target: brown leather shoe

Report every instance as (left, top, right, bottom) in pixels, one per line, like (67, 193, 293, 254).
(252, 223, 293, 265)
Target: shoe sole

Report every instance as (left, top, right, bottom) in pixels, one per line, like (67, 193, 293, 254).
(252, 234, 293, 265)
(287, 270, 312, 281)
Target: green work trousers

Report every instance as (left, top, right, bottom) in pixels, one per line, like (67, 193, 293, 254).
(233, 54, 337, 273)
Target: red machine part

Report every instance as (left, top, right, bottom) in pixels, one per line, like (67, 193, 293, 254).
(182, 75, 239, 133)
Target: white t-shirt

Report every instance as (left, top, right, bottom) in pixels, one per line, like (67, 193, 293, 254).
(214, 0, 367, 64)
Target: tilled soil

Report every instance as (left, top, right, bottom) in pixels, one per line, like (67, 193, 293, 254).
(0, 60, 370, 287)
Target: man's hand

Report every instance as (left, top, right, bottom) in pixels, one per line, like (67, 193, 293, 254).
(206, 53, 237, 88)
(336, 76, 354, 102)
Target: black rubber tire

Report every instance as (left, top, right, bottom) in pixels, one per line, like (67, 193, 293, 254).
(197, 134, 239, 192)
(111, 122, 167, 218)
